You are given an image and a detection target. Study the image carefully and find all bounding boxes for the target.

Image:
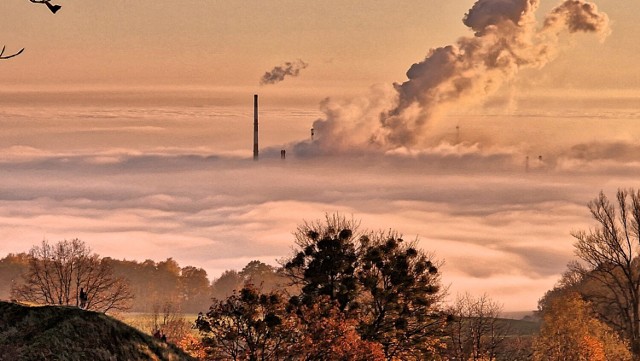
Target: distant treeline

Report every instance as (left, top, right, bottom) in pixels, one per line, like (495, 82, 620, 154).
(0, 253, 286, 313)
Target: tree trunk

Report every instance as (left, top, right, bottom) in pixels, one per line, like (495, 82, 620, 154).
(633, 299, 640, 360)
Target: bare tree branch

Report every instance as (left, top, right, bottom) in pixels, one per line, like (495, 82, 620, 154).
(29, 0, 62, 14)
(2, 0, 63, 61)
(571, 188, 640, 357)
(11, 239, 133, 313)
(0, 46, 24, 60)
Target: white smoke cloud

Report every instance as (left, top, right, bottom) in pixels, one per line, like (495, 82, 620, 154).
(462, 0, 536, 35)
(260, 59, 309, 85)
(300, 0, 610, 154)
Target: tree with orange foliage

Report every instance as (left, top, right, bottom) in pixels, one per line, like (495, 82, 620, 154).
(177, 333, 207, 360)
(570, 189, 640, 356)
(534, 292, 632, 361)
(283, 215, 447, 359)
(196, 285, 386, 360)
(196, 285, 297, 360)
(290, 296, 385, 361)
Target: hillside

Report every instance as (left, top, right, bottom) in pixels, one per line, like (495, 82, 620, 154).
(498, 317, 540, 336)
(0, 301, 196, 361)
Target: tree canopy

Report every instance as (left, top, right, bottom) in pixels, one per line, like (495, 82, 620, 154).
(283, 214, 447, 359)
(537, 189, 640, 359)
(11, 239, 133, 313)
(534, 292, 632, 361)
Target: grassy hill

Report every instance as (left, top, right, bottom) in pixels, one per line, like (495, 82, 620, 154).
(0, 301, 196, 361)
(498, 317, 540, 336)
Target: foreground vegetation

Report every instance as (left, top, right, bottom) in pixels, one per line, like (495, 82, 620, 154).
(2, 189, 640, 359)
(0, 301, 195, 361)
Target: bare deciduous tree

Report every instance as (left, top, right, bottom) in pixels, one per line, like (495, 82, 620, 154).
(571, 189, 640, 357)
(149, 300, 191, 343)
(11, 239, 133, 313)
(446, 293, 508, 361)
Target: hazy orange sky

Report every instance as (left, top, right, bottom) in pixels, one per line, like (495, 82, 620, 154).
(0, 0, 639, 312)
(1, 0, 638, 94)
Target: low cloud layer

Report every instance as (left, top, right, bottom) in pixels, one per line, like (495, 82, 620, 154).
(0, 148, 630, 310)
(0, 101, 638, 311)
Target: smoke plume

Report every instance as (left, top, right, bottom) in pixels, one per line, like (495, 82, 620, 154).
(543, 0, 610, 37)
(297, 0, 609, 155)
(260, 59, 309, 85)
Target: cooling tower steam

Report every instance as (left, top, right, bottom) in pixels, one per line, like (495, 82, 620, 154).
(260, 59, 309, 85)
(298, 0, 609, 154)
(543, 0, 610, 36)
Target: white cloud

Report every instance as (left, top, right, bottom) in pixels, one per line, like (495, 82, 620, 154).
(0, 98, 638, 311)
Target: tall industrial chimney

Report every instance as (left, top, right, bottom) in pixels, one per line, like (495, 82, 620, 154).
(253, 94, 259, 160)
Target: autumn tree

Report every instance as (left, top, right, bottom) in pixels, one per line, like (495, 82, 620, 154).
(284, 214, 361, 312)
(197, 285, 385, 361)
(534, 292, 632, 361)
(445, 293, 508, 361)
(108, 259, 159, 311)
(151, 300, 192, 343)
(240, 260, 275, 282)
(180, 265, 211, 312)
(569, 189, 640, 356)
(210, 261, 290, 304)
(290, 296, 385, 361)
(211, 269, 244, 300)
(283, 214, 447, 359)
(357, 231, 446, 359)
(240, 260, 288, 293)
(177, 333, 207, 360)
(11, 239, 133, 313)
(0, 253, 29, 299)
(154, 258, 182, 301)
(196, 285, 298, 360)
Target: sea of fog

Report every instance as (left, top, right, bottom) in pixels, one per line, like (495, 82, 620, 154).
(0, 99, 638, 312)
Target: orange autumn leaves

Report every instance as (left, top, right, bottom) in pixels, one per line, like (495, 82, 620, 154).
(534, 293, 632, 361)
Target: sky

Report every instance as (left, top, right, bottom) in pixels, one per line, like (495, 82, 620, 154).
(0, 0, 639, 312)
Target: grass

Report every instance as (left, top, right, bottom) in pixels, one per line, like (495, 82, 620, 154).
(0, 301, 197, 361)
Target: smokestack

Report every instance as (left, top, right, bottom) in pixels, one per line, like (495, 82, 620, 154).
(253, 94, 259, 160)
